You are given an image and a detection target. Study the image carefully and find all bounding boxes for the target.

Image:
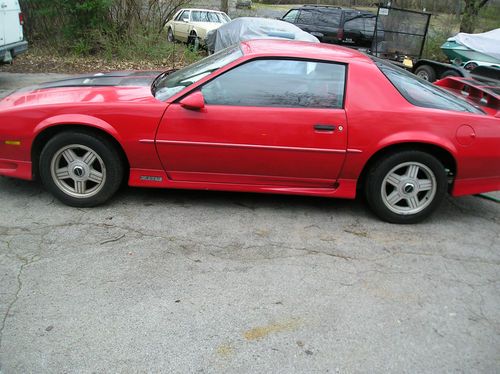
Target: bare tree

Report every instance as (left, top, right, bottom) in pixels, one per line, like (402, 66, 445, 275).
(460, 0, 490, 33)
(110, 0, 191, 36)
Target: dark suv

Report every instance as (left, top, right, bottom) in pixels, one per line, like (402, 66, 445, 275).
(281, 5, 382, 49)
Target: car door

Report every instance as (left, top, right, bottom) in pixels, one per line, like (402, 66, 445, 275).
(3, 0, 22, 45)
(174, 10, 191, 42)
(155, 58, 348, 187)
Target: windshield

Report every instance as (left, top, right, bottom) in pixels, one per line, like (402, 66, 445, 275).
(191, 11, 230, 23)
(373, 57, 484, 114)
(154, 45, 243, 101)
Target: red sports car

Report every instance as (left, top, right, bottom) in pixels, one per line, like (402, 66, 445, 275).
(0, 40, 499, 223)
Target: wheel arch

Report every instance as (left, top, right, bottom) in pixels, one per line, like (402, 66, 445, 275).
(357, 142, 457, 193)
(31, 123, 130, 181)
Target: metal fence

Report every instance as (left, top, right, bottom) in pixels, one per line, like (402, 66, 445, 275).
(373, 6, 431, 61)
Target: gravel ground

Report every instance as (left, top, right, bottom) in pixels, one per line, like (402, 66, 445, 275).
(0, 72, 499, 373)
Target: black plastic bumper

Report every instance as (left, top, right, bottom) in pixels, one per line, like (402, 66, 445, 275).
(0, 41, 28, 62)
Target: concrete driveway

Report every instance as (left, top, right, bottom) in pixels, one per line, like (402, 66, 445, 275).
(0, 72, 499, 373)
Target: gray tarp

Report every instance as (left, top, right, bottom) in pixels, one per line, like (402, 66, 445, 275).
(206, 17, 319, 53)
(448, 28, 500, 61)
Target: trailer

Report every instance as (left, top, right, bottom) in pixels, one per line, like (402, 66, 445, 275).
(372, 6, 467, 82)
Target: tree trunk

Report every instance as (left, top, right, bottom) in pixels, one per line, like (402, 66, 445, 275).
(221, 0, 229, 14)
(460, 0, 489, 33)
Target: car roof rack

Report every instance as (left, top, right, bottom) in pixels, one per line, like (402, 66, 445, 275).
(301, 4, 343, 9)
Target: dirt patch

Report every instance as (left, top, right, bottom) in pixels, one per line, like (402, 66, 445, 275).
(0, 48, 197, 74)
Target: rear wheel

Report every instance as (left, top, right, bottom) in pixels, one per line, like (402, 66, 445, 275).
(39, 131, 124, 207)
(167, 28, 174, 42)
(414, 65, 436, 82)
(364, 151, 447, 224)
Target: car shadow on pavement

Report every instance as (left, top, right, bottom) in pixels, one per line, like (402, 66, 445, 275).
(1, 175, 498, 224)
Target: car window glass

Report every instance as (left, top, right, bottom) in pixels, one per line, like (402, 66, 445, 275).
(154, 45, 242, 101)
(282, 9, 299, 23)
(201, 59, 346, 109)
(318, 10, 340, 28)
(174, 11, 183, 21)
(374, 58, 483, 114)
(180, 10, 189, 21)
(296, 10, 314, 24)
(344, 17, 364, 32)
(207, 12, 220, 22)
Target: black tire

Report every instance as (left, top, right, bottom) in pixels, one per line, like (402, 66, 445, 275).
(440, 69, 461, 78)
(39, 130, 124, 207)
(167, 28, 174, 43)
(364, 151, 447, 224)
(414, 65, 436, 82)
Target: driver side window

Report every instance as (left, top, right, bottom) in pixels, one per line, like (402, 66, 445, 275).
(201, 59, 346, 109)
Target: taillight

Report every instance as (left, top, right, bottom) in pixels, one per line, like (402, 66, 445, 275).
(337, 28, 344, 41)
(19, 12, 24, 25)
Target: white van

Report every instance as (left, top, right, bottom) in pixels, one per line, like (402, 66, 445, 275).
(0, 0, 28, 63)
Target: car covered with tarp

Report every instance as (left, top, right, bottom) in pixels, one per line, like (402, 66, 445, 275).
(206, 17, 319, 53)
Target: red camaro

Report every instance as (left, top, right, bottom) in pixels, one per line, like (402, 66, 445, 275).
(1, 40, 499, 223)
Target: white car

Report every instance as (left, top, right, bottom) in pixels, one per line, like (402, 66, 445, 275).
(0, 0, 28, 63)
(166, 8, 231, 49)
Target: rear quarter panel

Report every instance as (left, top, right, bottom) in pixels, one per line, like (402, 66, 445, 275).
(341, 60, 500, 189)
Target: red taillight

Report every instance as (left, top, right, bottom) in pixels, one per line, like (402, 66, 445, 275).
(19, 12, 24, 25)
(337, 28, 344, 41)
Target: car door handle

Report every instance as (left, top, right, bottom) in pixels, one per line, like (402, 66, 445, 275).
(314, 124, 336, 132)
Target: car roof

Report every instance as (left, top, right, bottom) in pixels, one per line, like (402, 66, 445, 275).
(240, 39, 373, 65)
(179, 8, 226, 13)
(293, 5, 372, 13)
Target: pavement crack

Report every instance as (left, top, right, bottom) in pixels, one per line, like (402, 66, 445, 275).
(0, 255, 35, 351)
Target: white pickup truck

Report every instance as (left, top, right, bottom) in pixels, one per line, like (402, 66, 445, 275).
(0, 0, 28, 63)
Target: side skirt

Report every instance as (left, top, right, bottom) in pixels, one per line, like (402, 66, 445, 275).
(129, 168, 358, 199)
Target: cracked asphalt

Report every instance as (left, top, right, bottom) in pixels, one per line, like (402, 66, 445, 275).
(1, 72, 499, 372)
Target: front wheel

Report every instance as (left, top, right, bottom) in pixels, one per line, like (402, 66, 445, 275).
(39, 131, 124, 207)
(364, 151, 447, 224)
(167, 28, 174, 43)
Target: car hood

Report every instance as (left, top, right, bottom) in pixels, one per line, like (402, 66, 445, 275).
(191, 22, 223, 31)
(0, 70, 165, 109)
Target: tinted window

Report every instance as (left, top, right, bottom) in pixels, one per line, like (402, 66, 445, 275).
(344, 15, 377, 33)
(344, 17, 364, 32)
(296, 10, 314, 24)
(318, 10, 340, 28)
(282, 9, 299, 23)
(374, 58, 483, 114)
(201, 59, 346, 109)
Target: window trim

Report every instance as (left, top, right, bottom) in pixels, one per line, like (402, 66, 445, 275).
(183, 57, 348, 110)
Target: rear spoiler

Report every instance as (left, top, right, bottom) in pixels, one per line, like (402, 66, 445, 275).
(435, 75, 500, 117)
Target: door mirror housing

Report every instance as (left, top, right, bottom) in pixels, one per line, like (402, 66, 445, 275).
(180, 91, 205, 110)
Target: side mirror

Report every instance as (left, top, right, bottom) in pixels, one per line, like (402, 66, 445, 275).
(180, 91, 205, 110)
(182, 17, 189, 22)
